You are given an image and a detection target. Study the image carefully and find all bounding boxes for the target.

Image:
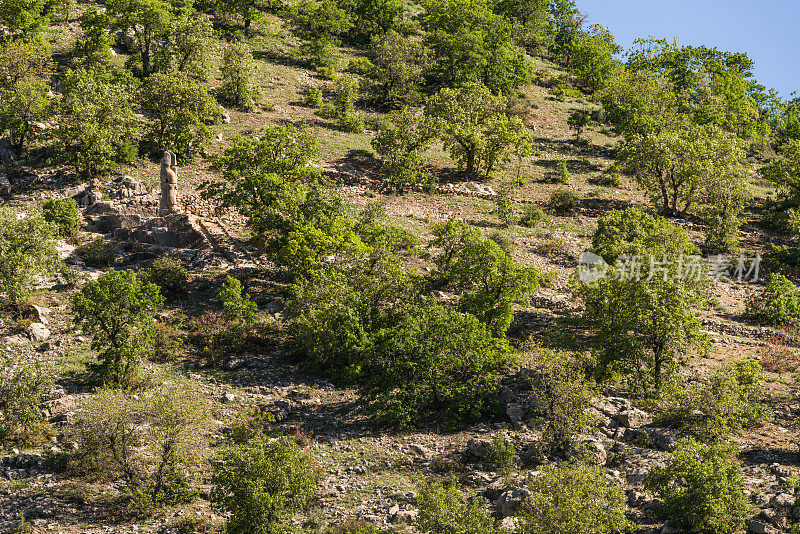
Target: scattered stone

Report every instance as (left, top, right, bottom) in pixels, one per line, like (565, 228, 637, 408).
(497, 487, 530, 517)
(27, 323, 51, 342)
(222, 393, 236, 403)
(0, 173, 10, 195)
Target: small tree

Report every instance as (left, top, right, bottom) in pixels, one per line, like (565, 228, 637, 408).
(525, 348, 596, 455)
(72, 269, 164, 387)
(569, 24, 621, 92)
(426, 83, 532, 179)
(518, 462, 633, 534)
(577, 208, 707, 393)
(70, 380, 210, 505)
(0, 74, 49, 153)
(219, 41, 258, 112)
(57, 68, 140, 177)
(417, 479, 500, 534)
(567, 109, 591, 142)
(371, 106, 438, 191)
(43, 198, 82, 237)
(139, 71, 221, 161)
(288, 0, 352, 70)
(431, 218, 542, 335)
(167, 14, 214, 80)
(0, 353, 53, 446)
(0, 209, 58, 305)
(369, 29, 426, 108)
(107, 0, 172, 77)
(362, 302, 512, 429)
(747, 273, 800, 327)
(211, 435, 320, 534)
(219, 276, 259, 324)
(648, 439, 748, 534)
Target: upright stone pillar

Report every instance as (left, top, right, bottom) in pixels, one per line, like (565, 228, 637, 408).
(159, 150, 178, 216)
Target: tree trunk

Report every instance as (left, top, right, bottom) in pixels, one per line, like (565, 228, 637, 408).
(465, 148, 476, 179)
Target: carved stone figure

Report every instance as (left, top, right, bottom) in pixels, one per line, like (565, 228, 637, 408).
(159, 150, 178, 216)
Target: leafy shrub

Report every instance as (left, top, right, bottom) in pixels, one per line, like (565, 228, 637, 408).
(362, 302, 512, 429)
(326, 519, 379, 534)
(72, 269, 164, 387)
(142, 255, 188, 297)
(747, 273, 800, 327)
(81, 237, 115, 267)
(0, 208, 58, 304)
(42, 197, 81, 237)
(518, 462, 632, 534)
(70, 380, 210, 506)
(762, 244, 800, 279)
(548, 188, 581, 214)
(317, 102, 338, 119)
(0, 353, 53, 446)
(657, 359, 770, 441)
(486, 435, 516, 473)
(345, 57, 376, 77)
(337, 111, 365, 133)
(554, 161, 570, 184)
(218, 276, 259, 324)
(534, 237, 570, 258)
(417, 479, 500, 534)
(371, 106, 437, 192)
(150, 321, 185, 363)
(549, 81, 582, 100)
(647, 439, 748, 534)
(519, 205, 547, 228)
(432, 218, 542, 335)
(494, 184, 516, 226)
(219, 42, 258, 111)
(524, 348, 596, 455)
(211, 435, 320, 534)
(304, 86, 323, 109)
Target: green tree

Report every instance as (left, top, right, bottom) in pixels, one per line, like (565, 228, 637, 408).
(362, 301, 512, 429)
(569, 24, 621, 91)
(165, 14, 215, 79)
(432, 218, 541, 335)
(72, 269, 164, 387)
(73, 8, 114, 70)
(199, 125, 321, 238)
(648, 439, 748, 534)
(57, 68, 140, 177)
(371, 106, 438, 191)
(340, 0, 403, 42)
(577, 208, 707, 393)
(426, 83, 532, 179)
(219, 41, 258, 111)
(219, 276, 259, 324)
(417, 479, 501, 534)
(211, 435, 320, 534)
(567, 109, 591, 142)
(747, 273, 800, 327)
(288, 0, 352, 69)
(0, 0, 49, 39)
(369, 29, 426, 108)
(108, 0, 172, 77)
(0, 39, 50, 89)
(42, 198, 82, 237)
(139, 71, 221, 160)
(619, 123, 747, 217)
(0, 74, 49, 153)
(494, 0, 551, 55)
(519, 462, 633, 534)
(0, 353, 53, 446)
(598, 69, 680, 139)
(421, 0, 531, 94)
(0, 209, 58, 305)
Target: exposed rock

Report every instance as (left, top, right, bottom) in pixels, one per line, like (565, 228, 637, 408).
(580, 437, 607, 466)
(466, 438, 492, 460)
(746, 519, 778, 534)
(497, 487, 530, 517)
(29, 305, 51, 325)
(119, 213, 211, 249)
(27, 323, 51, 342)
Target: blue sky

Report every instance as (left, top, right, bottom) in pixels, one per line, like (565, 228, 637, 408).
(576, 0, 800, 100)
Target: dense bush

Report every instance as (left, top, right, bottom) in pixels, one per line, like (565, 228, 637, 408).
(72, 269, 164, 387)
(219, 41, 258, 111)
(218, 276, 258, 324)
(70, 380, 210, 507)
(647, 439, 748, 534)
(657, 359, 770, 441)
(417, 479, 500, 534)
(361, 301, 512, 429)
(518, 462, 632, 534)
(747, 273, 800, 327)
(486, 435, 516, 473)
(0, 353, 53, 446)
(548, 188, 581, 214)
(42, 197, 82, 237)
(525, 348, 596, 455)
(519, 205, 548, 228)
(0, 209, 59, 305)
(371, 106, 437, 192)
(142, 255, 189, 297)
(431, 218, 542, 335)
(80, 237, 115, 266)
(211, 435, 320, 534)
